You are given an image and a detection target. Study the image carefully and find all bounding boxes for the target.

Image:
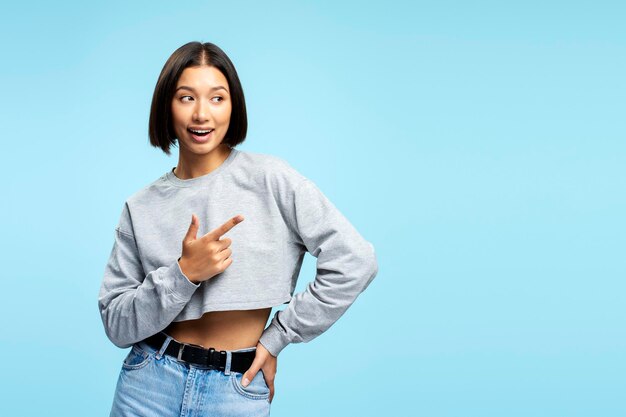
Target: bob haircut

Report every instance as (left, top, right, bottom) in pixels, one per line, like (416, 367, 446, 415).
(149, 41, 248, 155)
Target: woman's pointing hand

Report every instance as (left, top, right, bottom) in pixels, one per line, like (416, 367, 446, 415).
(177, 214, 245, 284)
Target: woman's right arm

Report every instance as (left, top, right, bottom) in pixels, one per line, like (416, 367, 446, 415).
(97, 203, 201, 348)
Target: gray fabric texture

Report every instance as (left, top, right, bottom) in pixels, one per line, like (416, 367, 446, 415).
(98, 147, 378, 356)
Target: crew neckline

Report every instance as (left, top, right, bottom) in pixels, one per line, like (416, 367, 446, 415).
(165, 147, 240, 187)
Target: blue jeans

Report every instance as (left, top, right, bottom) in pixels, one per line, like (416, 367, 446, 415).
(109, 333, 271, 417)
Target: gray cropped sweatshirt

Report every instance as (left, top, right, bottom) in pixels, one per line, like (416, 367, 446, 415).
(97, 147, 378, 357)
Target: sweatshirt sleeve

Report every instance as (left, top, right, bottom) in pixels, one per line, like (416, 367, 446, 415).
(97, 203, 201, 348)
(258, 178, 379, 357)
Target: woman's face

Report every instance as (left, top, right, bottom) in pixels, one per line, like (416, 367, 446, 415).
(171, 65, 232, 155)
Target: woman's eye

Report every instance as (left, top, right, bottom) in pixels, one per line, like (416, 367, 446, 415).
(179, 96, 222, 103)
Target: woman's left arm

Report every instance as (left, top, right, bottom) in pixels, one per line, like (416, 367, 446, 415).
(258, 177, 379, 357)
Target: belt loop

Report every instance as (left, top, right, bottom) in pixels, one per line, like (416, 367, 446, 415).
(224, 350, 232, 375)
(155, 332, 173, 360)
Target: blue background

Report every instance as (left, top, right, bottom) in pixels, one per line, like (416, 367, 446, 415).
(0, 1, 624, 416)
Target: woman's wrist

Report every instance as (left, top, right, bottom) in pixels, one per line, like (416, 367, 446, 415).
(178, 257, 200, 284)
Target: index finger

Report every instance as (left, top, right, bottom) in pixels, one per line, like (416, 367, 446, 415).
(204, 215, 245, 240)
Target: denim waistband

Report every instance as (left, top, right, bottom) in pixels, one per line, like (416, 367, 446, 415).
(136, 332, 257, 375)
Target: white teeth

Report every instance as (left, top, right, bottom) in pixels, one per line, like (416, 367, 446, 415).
(189, 129, 213, 134)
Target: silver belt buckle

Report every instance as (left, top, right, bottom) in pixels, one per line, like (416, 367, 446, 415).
(177, 344, 185, 361)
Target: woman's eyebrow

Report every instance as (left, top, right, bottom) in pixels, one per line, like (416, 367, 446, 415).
(175, 85, 228, 93)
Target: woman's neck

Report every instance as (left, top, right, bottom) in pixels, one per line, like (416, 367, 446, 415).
(173, 145, 232, 180)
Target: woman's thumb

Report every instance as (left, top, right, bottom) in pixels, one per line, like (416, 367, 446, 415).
(184, 214, 199, 242)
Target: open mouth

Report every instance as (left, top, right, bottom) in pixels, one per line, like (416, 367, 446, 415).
(188, 128, 214, 137)
(188, 128, 214, 142)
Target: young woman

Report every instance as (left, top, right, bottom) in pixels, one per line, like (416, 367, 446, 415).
(98, 41, 378, 417)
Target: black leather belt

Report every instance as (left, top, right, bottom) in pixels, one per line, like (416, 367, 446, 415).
(143, 332, 256, 374)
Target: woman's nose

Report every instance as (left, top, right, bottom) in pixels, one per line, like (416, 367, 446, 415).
(193, 100, 211, 121)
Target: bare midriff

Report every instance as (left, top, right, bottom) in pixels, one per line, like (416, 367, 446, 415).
(163, 308, 273, 351)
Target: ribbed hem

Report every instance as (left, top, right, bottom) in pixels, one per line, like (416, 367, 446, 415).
(166, 259, 201, 300)
(259, 321, 291, 357)
(165, 147, 239, 188)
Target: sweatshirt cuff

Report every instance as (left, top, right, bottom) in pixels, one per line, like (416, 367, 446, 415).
(166, 260, 201, 300)
(259, 322, 291, 357)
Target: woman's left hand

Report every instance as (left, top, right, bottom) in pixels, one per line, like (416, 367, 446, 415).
(241, 341, 277, 403)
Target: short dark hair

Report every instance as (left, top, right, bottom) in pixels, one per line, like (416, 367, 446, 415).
(149, 41, 248, 155)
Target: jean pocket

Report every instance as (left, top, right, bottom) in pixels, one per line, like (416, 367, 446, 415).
(122, 344, 156, 370)
(230, 370, 270, 400)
